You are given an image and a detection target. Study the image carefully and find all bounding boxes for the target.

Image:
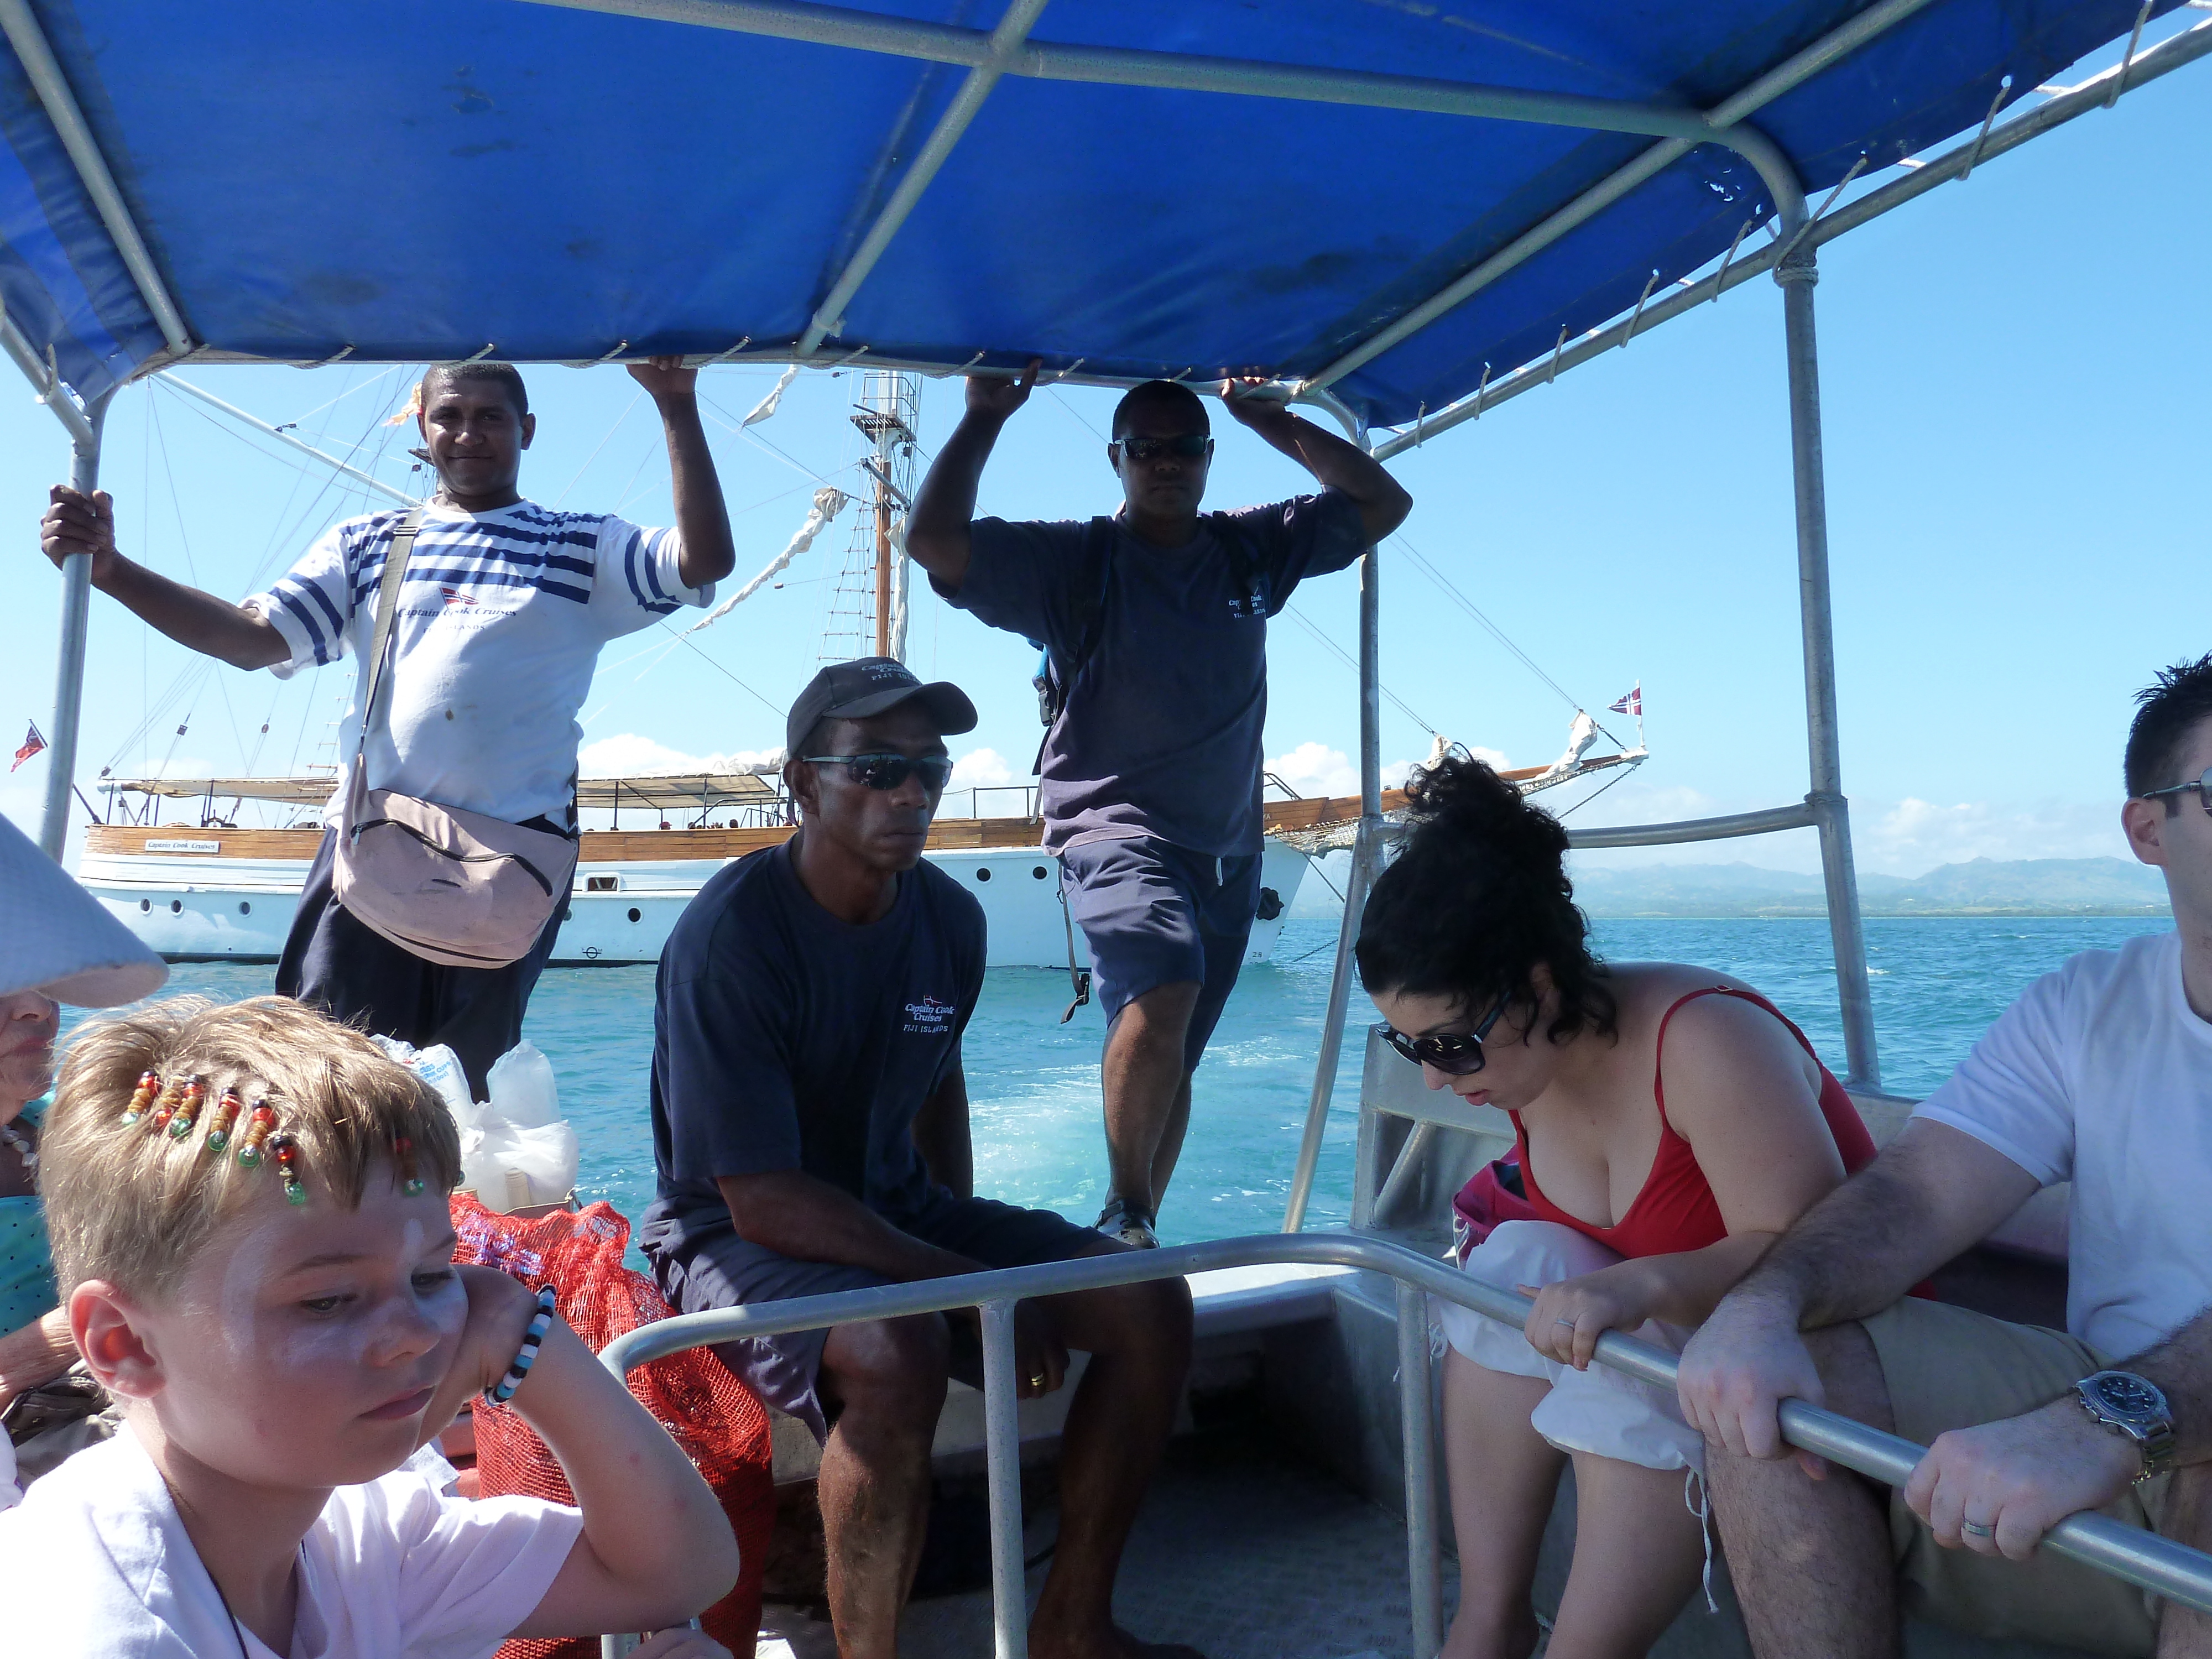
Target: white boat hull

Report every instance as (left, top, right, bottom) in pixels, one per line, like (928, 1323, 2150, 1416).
(80, 840, 1314, 972)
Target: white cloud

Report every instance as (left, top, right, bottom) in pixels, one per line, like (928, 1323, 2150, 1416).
(1855, 796, 2123, 874)
(951, 747, 1018, 790)
(1267, 742, 1439, 800)
(578, 734, 781, 776)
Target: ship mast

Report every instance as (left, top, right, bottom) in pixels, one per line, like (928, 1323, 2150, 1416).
(849, 370, 921, 663)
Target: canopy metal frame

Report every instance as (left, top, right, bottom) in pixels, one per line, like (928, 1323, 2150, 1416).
(7, 0, 2206, 1216)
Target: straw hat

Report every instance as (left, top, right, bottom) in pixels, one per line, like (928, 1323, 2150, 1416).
(0, 811, 168, 1006)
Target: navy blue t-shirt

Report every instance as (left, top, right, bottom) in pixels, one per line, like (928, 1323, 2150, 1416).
(937, 489, 1366, 858)
(644, 841, 986, 1253)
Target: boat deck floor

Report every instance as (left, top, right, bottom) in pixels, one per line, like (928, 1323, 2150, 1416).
(754, 1400, 2099, 1659)
(759, 1411, 1431, 1659)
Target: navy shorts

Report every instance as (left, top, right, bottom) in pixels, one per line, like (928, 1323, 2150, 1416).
(1060, 834, 1260, 1073)
(643, 1192, 1102, 1443)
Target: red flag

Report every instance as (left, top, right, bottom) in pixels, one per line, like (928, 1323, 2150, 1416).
(1609, 684, 1642, 717)
(11, 722, 45, 772)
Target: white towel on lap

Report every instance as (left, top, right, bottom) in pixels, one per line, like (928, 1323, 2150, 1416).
(1435, 1219, 1705, 1474)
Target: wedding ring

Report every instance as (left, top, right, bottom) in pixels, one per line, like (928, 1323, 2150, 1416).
(1554, 1317, 1576, 1328)
(1029, 1373, 1046, 1388)
(1962, 1521, 1994, 1538)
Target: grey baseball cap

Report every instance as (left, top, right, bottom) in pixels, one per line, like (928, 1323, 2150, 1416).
(785, 658, 978, 759)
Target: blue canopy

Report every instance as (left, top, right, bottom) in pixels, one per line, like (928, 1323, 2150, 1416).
(0, 0, 2181, 427)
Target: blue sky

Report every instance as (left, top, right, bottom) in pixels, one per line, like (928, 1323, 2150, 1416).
(4, 33, 2205, 879)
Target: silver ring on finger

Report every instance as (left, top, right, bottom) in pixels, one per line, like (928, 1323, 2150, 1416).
(1554, 1317, 1576, 1328)
(1962, 1520, 1994, 1538)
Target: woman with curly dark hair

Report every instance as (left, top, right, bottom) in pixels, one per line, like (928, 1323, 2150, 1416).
(1357, 754, 1879, 1659)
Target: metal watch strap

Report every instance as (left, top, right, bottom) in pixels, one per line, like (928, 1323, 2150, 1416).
(2077, 1372, 2177, 1482)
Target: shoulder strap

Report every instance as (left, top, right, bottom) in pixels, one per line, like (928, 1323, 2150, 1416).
(1065, 515, 1118, 675)
(1652, 985, 1820, 1126)
(1031, 518, 1117, 775)
(356, 508, 427, 760)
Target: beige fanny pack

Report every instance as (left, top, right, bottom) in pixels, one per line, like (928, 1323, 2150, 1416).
(333, 509, 578, 969)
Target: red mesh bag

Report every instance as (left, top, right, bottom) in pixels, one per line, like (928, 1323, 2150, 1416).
(449, 1196, 774, 1659)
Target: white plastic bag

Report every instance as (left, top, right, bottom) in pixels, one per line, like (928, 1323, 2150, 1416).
(486, 1041, 560, 1129)
(460, 1118, 580, 1213)
(369, 1035, 477, 1128)
(459, 1041, 579, 1212)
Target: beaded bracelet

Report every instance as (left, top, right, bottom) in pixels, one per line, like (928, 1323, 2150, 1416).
(486, 1286, 560, 1406)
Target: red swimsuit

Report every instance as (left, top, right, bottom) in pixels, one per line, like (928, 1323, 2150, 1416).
(1506, 987, 1877, 1259)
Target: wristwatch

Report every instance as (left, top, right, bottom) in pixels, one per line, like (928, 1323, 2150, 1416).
(2074, 1370, 2176, 1483)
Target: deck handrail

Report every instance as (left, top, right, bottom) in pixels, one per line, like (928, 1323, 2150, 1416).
(598, 1230, 2212, 1657)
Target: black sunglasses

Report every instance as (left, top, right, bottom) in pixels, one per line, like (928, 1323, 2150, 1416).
(1112, 433, 1212, 463)
(2142, 768, 2212, 815)
(1375, 994, 1511, 1076)
(802, 753, 954, 792)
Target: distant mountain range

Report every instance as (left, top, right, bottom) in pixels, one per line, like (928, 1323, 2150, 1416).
(1562, 857, 2169, 919)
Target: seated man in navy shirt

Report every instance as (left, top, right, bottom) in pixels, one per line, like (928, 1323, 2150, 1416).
(643, 657, 1197, 1659)
(908, 365, 1413, 1246)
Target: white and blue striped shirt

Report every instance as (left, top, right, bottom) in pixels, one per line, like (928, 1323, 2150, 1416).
(244, 500, 712, 825)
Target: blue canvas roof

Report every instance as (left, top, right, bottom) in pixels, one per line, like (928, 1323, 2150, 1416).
(0, 0, 2183, 427)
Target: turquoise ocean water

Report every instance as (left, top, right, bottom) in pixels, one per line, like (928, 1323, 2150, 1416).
(107, 914, 2170, 1247)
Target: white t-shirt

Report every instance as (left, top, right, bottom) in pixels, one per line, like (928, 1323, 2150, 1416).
(0, 1431, 583, 1657)
(1914, 930, 2212, 1358)
(244, 500, 713, 825)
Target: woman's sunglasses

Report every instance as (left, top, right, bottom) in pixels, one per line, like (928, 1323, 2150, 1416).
(1375, 993, 1511, 1076)
(802, 753, 954, 792)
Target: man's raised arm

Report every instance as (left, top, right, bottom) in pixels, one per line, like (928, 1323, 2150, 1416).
(627, 358, 735, 591)
(1219, 379, 1413, 546)
(40, 486, 288, 671)
(1676, 1120, 2040, 1461)
(905, 359, 1041, 593)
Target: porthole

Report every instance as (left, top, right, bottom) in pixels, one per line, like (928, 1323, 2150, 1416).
(239, 901, 252, 916)
(1032, 865, 1048, 879)
(627, 907, 642, 923)
(975, 867, 992, 882)
(139, 899, 150, 913)
(170, 899, 182, 914)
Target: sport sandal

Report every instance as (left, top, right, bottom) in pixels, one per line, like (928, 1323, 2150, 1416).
(1094, 1196, 1160, 1250)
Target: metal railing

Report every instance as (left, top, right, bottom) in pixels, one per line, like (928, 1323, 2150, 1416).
(599, 1231, 2212, 1658)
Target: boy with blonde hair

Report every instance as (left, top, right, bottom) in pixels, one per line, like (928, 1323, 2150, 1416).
(0, 995, 737, 1657)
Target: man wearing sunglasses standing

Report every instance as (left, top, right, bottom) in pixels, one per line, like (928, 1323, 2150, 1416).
(643, 657, 1197, 1659)
(1678, 654, 2212, 1657)
(908, 362, 1412, 1247)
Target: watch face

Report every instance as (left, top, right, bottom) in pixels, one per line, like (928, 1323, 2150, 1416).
(2093, 1373, 2164, 1418)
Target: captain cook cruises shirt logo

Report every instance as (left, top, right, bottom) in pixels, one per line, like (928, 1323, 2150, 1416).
(903, 995, 956, 1035)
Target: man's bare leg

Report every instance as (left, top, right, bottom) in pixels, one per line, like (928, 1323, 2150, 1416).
(1102, 981, 1200, 1220)
(1027, 1243, 1200, 1659)
(1146, 1073, 1195, 1207)
(815, 1313, 952, 1659)
(1706, 1322, 1898, 1659)
(2158, 1464, 2212, 1656)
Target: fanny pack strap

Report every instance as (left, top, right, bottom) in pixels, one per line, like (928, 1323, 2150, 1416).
(356, 508, 427, 764)
(1056, 860, 1091, 1025)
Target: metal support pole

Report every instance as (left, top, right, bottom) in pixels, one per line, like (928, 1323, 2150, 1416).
(1284, 819, 1375, 1231)
(1285, 437, 1380, 1231)
(979, 1297, 1030, 1659)
(1396, 1280, 1443, 1659)
(39, 393, 112, 860)
(1776, 249, 1880, 1089)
